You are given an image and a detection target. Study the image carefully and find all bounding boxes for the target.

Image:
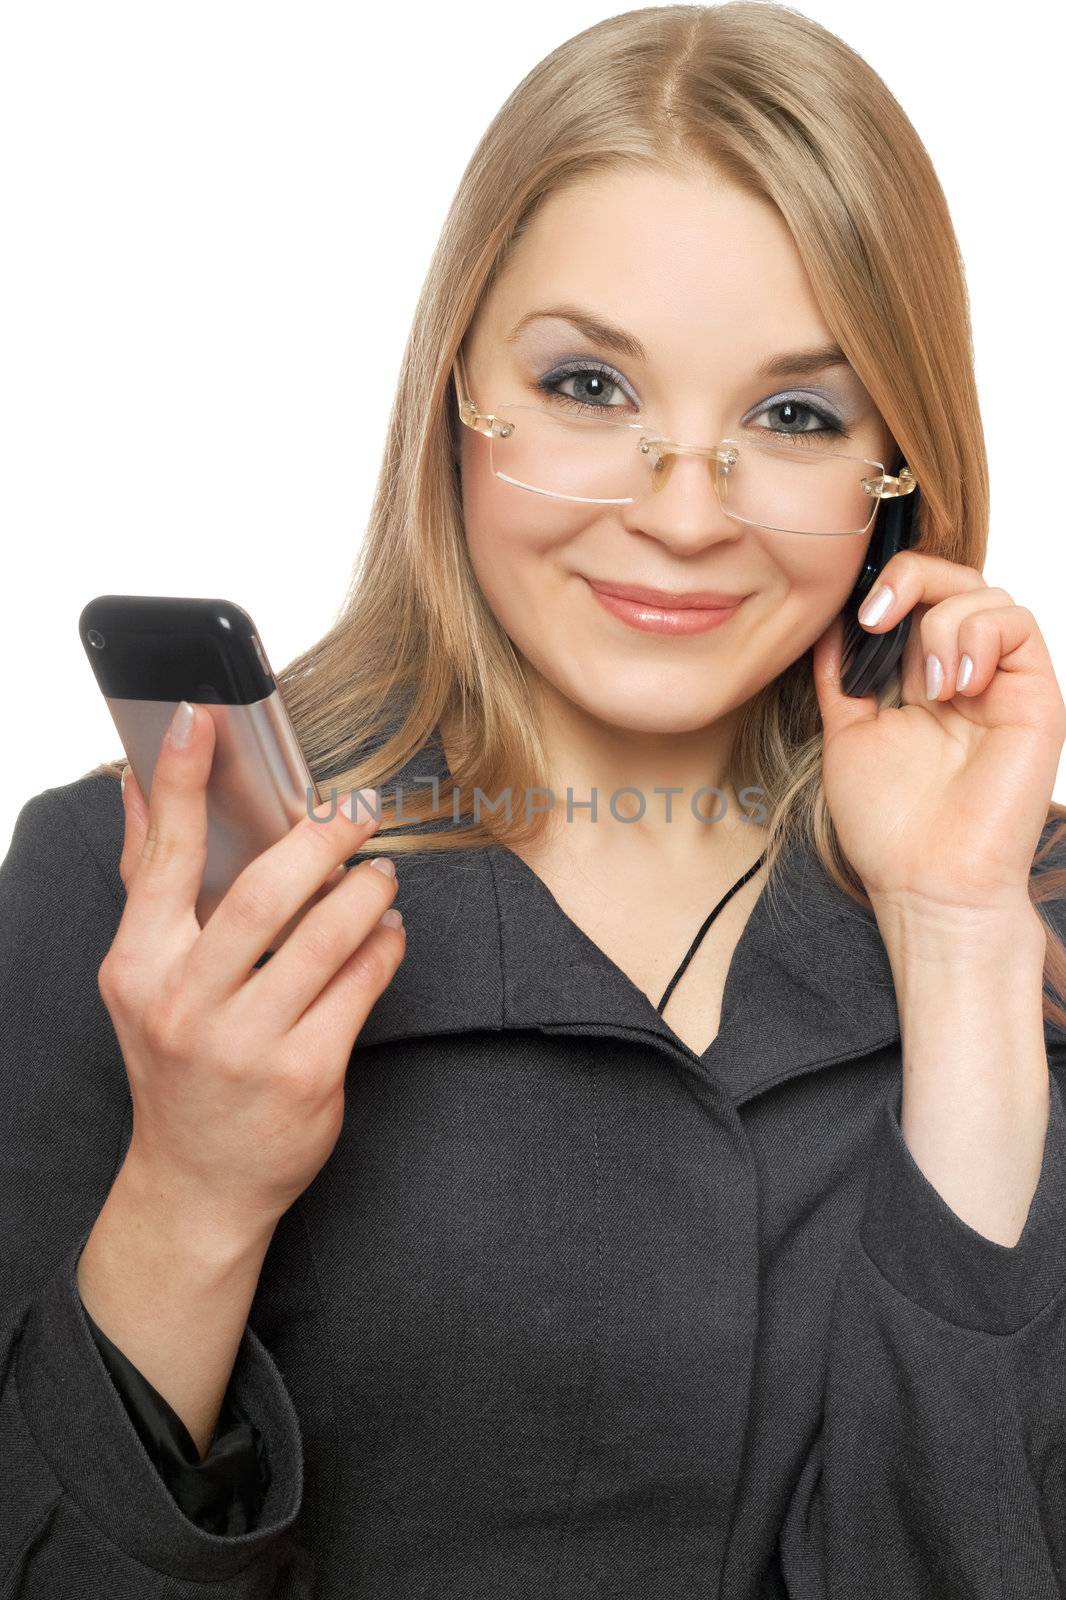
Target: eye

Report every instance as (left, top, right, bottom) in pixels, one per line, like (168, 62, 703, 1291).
(534, 361, 638, 414)
(749, 394, 846, 440)
(530, 367, 850, 441)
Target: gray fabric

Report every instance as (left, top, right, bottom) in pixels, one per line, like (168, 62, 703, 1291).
(3, 725, 1066, 1597)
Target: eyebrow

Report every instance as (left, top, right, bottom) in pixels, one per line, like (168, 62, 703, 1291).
(505, 304, 852, 380)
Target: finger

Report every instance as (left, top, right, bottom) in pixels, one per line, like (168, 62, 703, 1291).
(896, 601, 935, 706)
(811, 612, 878, 742)
(286, 910, 406, 1057)
(240, 853, 402, 1035)
(258, 860, 348, 937)
(917, 595, 1057, 705)
(855, 551, 988, 636)
(184, 790, 385, 1002)
(941, 605, 1064, 727)
(893, 589, 1007, 705)
(120, 702, 216, 944)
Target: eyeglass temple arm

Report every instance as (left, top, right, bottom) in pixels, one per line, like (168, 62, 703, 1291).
(453, 347, 497, 436)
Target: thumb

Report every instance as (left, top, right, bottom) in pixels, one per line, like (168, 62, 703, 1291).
(811, 612, 877, 743)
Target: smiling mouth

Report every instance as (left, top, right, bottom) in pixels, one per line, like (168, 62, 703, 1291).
(583, 577, 749, 636)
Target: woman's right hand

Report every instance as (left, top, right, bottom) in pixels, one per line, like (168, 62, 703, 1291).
(98, 700, 406, 1245)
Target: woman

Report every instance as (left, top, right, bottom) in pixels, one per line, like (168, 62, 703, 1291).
(4, 4, 1066, 1595)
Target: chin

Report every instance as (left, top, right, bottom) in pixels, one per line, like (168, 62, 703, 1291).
(560, 668, 744, 735)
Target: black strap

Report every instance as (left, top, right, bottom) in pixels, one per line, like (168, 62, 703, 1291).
(656, 848, 769, 1013)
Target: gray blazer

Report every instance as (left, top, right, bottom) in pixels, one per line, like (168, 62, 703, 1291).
(4, 726, 1066, 1598)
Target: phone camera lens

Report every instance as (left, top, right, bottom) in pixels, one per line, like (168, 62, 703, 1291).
(87, 629, 106, 650)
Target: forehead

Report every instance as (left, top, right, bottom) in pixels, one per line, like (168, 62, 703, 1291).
(481, 165, 836, 370)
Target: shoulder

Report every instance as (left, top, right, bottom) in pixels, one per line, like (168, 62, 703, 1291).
(2, 771, 125, 914)
(0, 773, 134, 1304)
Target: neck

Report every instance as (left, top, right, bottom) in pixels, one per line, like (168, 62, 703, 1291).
(506, 672, 766, 873)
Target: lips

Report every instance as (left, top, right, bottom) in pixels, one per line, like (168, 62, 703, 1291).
(585, 579, 748, 609)
(583, 577, 747, 637)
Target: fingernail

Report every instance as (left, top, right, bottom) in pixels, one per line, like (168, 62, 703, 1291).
(167, 701, 195, 750)
(380, 908, 403, 928)
(925, 653, 943, 698)
(857, 585, 894, 626)
(956, 654, 974, 691)
(369, 856, 396, 877)
(340, 787, 379, 823)
(120, 766, 128, 797)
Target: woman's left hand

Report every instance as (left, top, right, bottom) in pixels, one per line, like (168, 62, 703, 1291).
(811, 551, 1066, 919)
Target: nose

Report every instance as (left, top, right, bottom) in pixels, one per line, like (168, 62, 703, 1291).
(622, 445, 743, 555)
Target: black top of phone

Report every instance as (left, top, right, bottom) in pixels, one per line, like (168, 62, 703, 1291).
(79, 595, 275, 705)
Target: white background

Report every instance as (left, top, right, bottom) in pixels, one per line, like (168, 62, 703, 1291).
(1, 1, 1063, 853)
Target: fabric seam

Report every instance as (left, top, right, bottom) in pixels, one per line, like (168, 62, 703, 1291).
(856, 1231, 1066, 1338)
(547, 1048, 605, 1598)
(50, 783, 126, 916)
(0, 1492, 61, 1600)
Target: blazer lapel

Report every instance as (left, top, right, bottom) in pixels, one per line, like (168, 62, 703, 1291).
(347, 725, 1066, 1106)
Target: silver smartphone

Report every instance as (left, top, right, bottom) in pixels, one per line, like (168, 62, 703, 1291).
(79, 594, 333, 955)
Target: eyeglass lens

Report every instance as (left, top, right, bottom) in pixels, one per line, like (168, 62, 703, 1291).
(487, 403, 881, 536)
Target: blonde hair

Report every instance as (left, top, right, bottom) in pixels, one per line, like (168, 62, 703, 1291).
(88, 2, 1066, 1025)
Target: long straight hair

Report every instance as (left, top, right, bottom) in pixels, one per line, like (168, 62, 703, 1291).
(88, 3, 1066, 1026)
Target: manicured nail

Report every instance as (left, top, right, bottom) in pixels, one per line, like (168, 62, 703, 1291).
(167, 701, 195, 750)
(857, 585, 894, 626)
(925, 654, 943, 699)
(340, 787, 380, 822)
(956, 654, 974, 691)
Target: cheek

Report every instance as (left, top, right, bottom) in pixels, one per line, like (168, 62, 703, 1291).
(773, 534, 870, 614)
(459, 438, 573, 625)
(731, 536, 872, 680)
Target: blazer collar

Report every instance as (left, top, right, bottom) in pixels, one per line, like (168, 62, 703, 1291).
(351, 726, 1066, 1105)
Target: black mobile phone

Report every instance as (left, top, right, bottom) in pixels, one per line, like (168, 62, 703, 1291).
(79, 594, 329, 953)
(839, 468, 921, 698)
